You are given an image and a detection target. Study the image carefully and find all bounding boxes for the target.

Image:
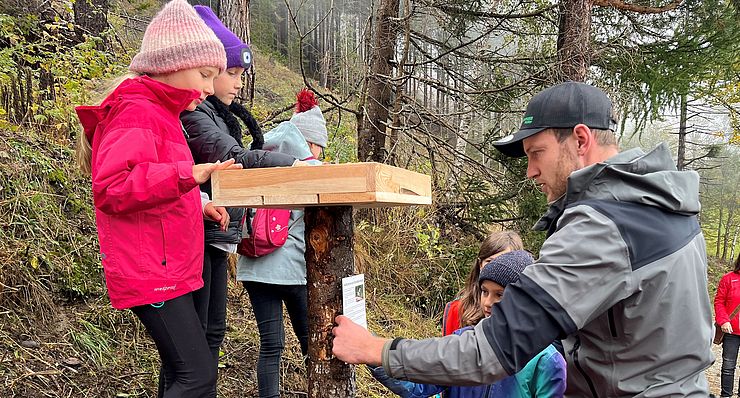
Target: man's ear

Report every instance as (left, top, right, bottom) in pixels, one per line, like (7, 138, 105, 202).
(573, 124, 592, 156)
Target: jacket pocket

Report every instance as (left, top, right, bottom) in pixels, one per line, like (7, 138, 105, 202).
(158, 211, 167, 272)
(607, 308, 618, 338)
(570, 335, 599, 398)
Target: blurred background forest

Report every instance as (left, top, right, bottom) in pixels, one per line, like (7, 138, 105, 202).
(0, 0, 739, 396)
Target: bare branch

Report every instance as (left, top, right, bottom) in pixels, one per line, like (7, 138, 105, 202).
(593, 0, 684, 14)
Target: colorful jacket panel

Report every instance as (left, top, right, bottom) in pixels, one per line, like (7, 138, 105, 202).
(372, 327, 565, 398)
(75, 76, 205, 309)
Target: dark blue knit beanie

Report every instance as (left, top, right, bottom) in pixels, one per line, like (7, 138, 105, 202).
(479, 250, 534, 287)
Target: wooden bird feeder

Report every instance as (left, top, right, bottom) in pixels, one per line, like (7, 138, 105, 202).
(212, 162, 431, 397)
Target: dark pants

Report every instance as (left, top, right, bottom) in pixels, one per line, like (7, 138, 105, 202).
(722, 333, 740, 397)
(192, 245, 229, 365)
(132, 293, 216, 398)
(243, 281, 309, 398)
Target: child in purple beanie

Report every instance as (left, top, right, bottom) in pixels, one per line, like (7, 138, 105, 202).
(181, 6, 312, 396)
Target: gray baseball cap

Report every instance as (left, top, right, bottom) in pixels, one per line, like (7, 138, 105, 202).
(493, 82, 618, 158)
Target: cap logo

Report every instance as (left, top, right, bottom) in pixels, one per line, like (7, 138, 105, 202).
(240, 47, 252, 69)
(523, 116, 533, 125)
(495, 134, 514, 144)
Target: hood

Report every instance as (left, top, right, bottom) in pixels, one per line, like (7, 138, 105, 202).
(535, 143, 700, 231)
(75, 75, 200, 142)
(263, 121, 321, 163)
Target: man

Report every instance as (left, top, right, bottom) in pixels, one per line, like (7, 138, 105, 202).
(332, 82, 714, 397)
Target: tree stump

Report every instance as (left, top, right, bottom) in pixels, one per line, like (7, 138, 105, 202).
(304, 206, 356, 398)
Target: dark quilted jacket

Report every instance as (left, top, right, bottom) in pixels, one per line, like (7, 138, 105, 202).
(181, 99, 296, 244)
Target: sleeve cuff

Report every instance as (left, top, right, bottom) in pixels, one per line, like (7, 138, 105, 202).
(382, 338, 405, 378)
(176, 160, 198, 194)
(200, 190, 211, 214)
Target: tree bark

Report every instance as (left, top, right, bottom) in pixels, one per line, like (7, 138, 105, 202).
(676, 93, 687, 170)
(357, 0, 400, 162)
(305, 206, 356, 398)
(556, 0, 592, 82)
(216, 0, 252, 100)
(73, 0, 109, 45)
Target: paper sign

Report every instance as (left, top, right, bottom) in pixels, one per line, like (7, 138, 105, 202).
(342, 274, 367, 329)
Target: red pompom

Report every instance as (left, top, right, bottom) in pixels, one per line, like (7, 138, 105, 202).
(295, 88, 318, 113)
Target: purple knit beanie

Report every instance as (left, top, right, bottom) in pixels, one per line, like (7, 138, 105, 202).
(129, 0, 226, 74)
(194, 5, 252, 69)
(479, 250, 534, 287)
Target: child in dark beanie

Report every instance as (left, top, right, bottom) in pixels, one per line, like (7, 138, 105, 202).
(371, 250, 567, 398)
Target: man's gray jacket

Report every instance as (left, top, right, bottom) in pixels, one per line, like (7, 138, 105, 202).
(382, 143, 714, 397)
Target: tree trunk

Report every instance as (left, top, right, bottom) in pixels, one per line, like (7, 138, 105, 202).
(305, 206, 356, 398)
(718, 198, 724, 258)
(216, 0, 252, 100)
(73, 0, 109, 45)
(357, 0, 399, 162)
(556, 0, 592, 82)
(722, 173, 740, 260)
(676, 93, 687, 170)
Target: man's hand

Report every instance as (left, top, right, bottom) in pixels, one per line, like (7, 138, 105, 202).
(204, 203, 229, 231)
(722, 322, 733, 334)
(332, 315, 388, 366)
(193, 159, 242, 184)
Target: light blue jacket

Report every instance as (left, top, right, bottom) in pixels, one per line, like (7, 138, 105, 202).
(236, 122, 320, 285)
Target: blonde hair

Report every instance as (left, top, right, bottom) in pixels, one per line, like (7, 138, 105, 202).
(458, 230, 524, 328)
(76, 73, 140, 175)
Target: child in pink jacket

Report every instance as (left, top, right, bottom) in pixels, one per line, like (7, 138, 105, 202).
(74, 0, 240, 396)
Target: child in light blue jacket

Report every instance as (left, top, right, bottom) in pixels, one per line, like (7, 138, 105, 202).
(237, 89, 326, 398)
(371, 250, 566, 398)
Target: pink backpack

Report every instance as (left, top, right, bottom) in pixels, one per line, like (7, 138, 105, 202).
(237, 209, 292, 258)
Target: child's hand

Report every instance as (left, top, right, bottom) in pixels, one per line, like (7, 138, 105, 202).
(292, 160, 310, 167)
(204, 203, 230, 231)
(193, 159, 242, 184)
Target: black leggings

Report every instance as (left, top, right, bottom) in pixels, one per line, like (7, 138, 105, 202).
(131, 293, 216, 398)
(243, 281, 309, 398)
(192, 244, 229, 365)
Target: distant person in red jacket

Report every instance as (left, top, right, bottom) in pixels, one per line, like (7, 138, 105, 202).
(74, 0, 241, 396)
(442, 231, 523, 336)
(715, 254, 740, 398)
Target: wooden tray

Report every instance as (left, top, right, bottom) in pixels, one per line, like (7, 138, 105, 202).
(211, 162, 432, 208)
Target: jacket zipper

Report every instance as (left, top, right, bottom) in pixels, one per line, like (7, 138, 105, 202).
(570, 336, 599, 398)
(607, 308, 618, 338)
(484, 384, 491, 397)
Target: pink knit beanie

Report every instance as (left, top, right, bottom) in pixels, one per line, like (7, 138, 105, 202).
(129, 0, 227, 74)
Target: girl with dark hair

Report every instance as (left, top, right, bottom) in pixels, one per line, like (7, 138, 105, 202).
(442, 231, 523, 335)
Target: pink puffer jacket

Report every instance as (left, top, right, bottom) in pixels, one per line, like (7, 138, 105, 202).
(76, 76, 205, 309)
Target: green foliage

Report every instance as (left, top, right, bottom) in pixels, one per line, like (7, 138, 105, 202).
(0, 129, 100, 303)
(0, 13, 121, 130)
(69, 319, 114, 368)
(598, 0, 740, 130)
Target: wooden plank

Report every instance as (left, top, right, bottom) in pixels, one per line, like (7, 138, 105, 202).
(211, 162, 432, 208)
(264, 194, 319, 206)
